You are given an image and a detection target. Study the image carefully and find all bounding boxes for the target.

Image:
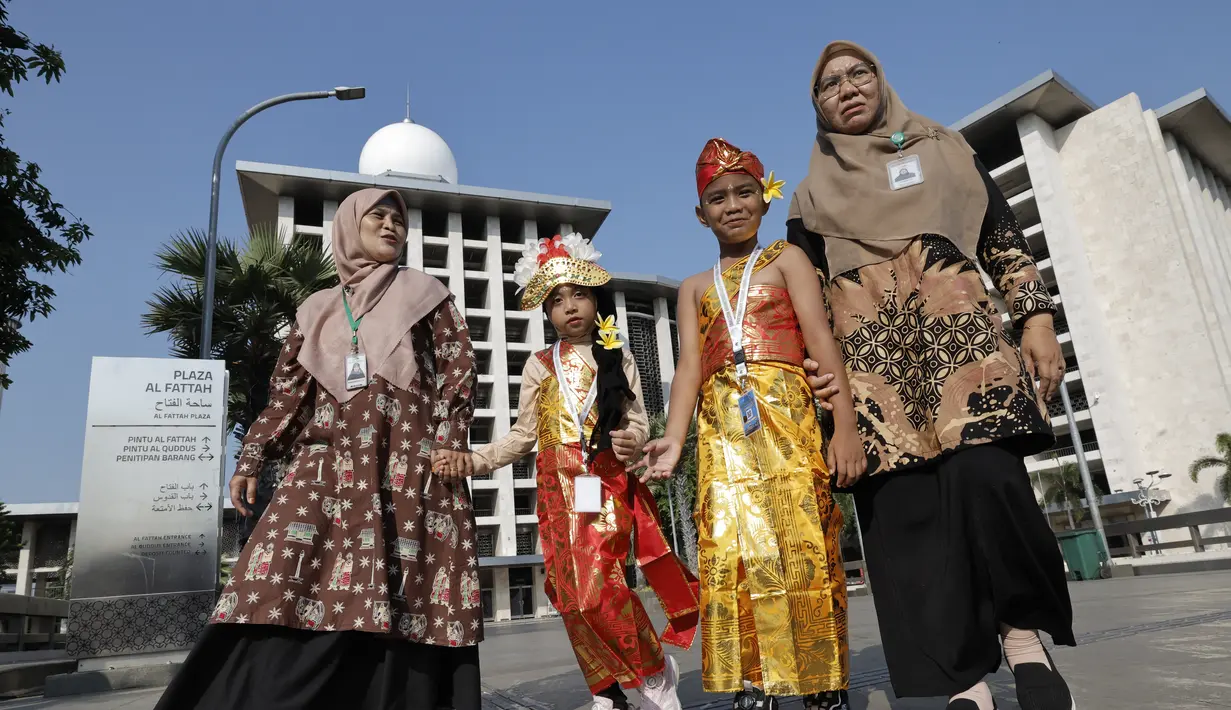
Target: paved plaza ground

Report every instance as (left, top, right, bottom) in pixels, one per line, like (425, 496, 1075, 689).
(4, 571, 1230, 709)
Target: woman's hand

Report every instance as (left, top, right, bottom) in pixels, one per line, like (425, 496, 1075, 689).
(230, 475, 258, 517)
(1019, 313, 1064, 402)
(802, 359, 841, 411)
(610, 429, 639, 463)
(628, 437, 682, 483)
(827, 428, 867, 488)
(431, 449, 474, 480)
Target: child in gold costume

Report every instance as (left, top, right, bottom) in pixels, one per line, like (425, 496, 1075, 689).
(635, 139, 865, 710)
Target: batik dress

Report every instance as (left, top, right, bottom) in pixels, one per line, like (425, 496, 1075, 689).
(155, 297, 483, 710)
(473, 339, 700, 694)
(787, 160, 1074, 698)
(694, 240, 848, 696)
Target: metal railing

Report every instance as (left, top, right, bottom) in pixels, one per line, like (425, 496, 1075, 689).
(1035, 441, 1101, 460)
(1104, 508, 1231, 558)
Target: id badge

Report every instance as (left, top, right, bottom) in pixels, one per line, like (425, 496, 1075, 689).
(344, 352, 368, 391)
(738, 389, 762, 437)
(887, 154, 924, 190)
(574, 475, 602, 513)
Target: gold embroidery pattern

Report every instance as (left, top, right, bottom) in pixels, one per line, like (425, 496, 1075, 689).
(695, 241, 849, 695)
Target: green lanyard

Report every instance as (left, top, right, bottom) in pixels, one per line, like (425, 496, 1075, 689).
(342, 290, 363, 353)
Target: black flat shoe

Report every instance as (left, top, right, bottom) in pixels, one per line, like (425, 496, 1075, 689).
(803, 690, 850, 710)
(1009, 644, 1075, 710)
(946, 701, 997, 710)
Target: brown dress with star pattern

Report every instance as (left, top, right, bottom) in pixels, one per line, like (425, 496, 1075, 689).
(154, 297, 483, 710)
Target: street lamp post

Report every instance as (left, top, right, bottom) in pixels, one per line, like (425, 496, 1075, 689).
(1131, 471, 1171, 551)
(1058, 381, 1109, 560)
(199, 87, 366, 359)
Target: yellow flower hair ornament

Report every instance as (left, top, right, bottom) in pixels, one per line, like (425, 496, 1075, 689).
(595, 315, 624, 351)
(761, 170, 785, 203)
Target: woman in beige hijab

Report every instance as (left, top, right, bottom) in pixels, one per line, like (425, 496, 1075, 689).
(155, 188, 482, 710)
(793, 42, 1076, 710)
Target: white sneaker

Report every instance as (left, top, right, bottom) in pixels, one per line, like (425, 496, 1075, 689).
(640, 655, 682, 710)
(590, 697, 618, 710)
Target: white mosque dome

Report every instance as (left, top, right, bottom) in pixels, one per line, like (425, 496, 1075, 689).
(358, 119, 458, 184)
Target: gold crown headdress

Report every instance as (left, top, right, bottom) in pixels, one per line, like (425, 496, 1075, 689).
(512, 233, 612, 311)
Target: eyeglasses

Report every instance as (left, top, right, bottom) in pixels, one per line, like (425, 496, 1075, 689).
(815, 63, 876, 101)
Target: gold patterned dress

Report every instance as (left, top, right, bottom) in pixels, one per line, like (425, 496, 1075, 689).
(694, 241, 848, 696)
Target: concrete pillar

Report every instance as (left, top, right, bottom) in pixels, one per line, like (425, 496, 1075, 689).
(653, 297, 675, 410)
(277, 196, 295, 246)
(15, 520, 36, 596)
(322, 200, 338, 256)
(446, 213, 465, 304)
(534, 566, 550, 617)
(487, 215, 512, 437)
(404, 208, 424, 270)
(613, 291, 630, 342)
(493, 568, 511, 622)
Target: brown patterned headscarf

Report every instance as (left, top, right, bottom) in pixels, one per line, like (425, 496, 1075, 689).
(788, 40, 988, 278)
(296, 188, 449, 402)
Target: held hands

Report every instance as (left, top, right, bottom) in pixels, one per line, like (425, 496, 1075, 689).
(431, 449, 474, 480)
(801, 359, 840, 410)
(627, 437, 682, 483)
(609, 429, 639, 463)
(827, 429, 867, 489)
(229, 475, 258, 517)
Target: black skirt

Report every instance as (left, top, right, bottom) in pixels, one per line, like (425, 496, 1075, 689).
(154, 623, 481, 710)
(852, 443, 1075, 698)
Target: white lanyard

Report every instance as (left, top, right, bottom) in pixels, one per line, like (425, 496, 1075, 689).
(712, 247, 762, 382)
(552, 342, 598, 463)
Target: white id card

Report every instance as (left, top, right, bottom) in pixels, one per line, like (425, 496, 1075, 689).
(887, 154, 924, 190)
(574, 475, 602, 513)
(344, 352, 368, 391)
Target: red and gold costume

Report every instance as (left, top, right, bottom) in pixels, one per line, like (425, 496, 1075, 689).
(693, 140, 849, 696)
(473, 235, 699, 694)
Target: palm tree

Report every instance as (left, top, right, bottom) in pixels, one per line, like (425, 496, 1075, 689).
(1189, 432, 1231, 504)
(142, 225, 335, 446)
(1037, 461, 1087, 530)
(643, 412, 699, 572)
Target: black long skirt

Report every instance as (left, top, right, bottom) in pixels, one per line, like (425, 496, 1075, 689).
(153, 623, 481, 710)
(852, 443, 1075, 698)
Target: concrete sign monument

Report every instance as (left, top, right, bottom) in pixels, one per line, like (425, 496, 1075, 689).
(68, 357, 228, 668)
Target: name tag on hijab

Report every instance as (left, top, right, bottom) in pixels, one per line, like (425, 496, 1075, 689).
(345, 352, 368, 391)
(887, 154, 924, 190)
(574, 475, 602, 513)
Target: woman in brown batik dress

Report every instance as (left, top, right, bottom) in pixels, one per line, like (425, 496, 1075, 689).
(792, 43, 1076, 710)
(155, 188, 482, 710)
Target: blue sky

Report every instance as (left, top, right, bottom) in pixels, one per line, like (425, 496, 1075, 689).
(2, 0, 1228, 503)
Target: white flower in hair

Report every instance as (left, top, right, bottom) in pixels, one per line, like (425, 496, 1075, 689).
(511, 239, 546, 290)
(561, 232, 602, 263)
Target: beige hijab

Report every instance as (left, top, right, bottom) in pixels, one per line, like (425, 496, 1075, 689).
(296, 188, 450, 402)
(789, 40, 988, 278)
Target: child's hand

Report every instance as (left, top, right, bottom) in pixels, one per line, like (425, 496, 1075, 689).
(609, 429, 639, 463)
(432, 449, 473, 480)
(628, 437, 681, 483)
(826, 428, 867, 489)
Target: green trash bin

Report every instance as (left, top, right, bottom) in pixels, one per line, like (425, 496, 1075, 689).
(1055, 529, 1106, 581)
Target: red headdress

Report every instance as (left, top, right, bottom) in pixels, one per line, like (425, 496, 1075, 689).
(695, 138, 767, 198)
